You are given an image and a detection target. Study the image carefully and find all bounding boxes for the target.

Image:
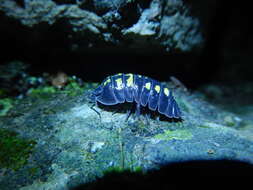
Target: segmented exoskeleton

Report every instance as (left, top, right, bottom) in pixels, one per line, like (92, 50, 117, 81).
(91, 73, 182, 119)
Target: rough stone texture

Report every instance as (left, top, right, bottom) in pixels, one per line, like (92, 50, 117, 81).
(0, 0, 203, 52)
(1, 84, 253, 189)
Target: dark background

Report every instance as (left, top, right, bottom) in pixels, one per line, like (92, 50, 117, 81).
(0, 1, 252, 89)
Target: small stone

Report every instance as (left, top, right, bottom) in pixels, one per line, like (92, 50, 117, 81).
(207, 149, 215, 154)
(90, 142, 105, 153)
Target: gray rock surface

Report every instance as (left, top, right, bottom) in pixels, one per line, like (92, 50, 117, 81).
(0, 0, 203, 52)
(1, 85, 253, 190)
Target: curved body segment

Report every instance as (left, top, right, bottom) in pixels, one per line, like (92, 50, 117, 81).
(92, 73, 182, 119)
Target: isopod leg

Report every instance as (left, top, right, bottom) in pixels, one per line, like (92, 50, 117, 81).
(135, 103, 141, 119)
(144, 113, 150, 125)
(125, 110, 131, 121)
(90, 103, 101, 121)
(125, 103, 135, 121)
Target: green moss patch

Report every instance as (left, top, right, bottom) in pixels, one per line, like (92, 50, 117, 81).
(28, 86, 57, 99)
(103, 166, 143, 176)
(0, 98, 13, 116)
(0, 129, 36, 171)
(27, 79, 98, 98)
(154, 129, 193, 141)
(64, 80, 98, 96)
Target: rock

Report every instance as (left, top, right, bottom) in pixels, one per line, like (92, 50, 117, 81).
(0, 0, 107, 31)
(123, 0, 203, 51)
(0, 0, 203, 52)
(0, 85, 253, 189)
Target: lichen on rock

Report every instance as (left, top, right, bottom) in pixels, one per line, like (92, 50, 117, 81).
(1, 81, 253, 189)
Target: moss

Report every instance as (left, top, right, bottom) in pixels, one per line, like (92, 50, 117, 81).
(103, 166, 125, 175)
(27, 77, 98, 98)
(28, 86, 57, 99)
(132, 166, 143, 173)
(0, 98, 14, 116)
(0, 128, 36, 171)
(154, 129, 193, 141)
(64, 79, 98, 97)
(64, 79, 84, 96)
(103, 166, 143, 175)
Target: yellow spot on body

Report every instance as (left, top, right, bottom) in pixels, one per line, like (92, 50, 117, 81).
(115, 78, 124, 90)
(155, 85, 160, 93)
(103, 78, 111, 86)
(164, 88, 169, 96)
(116, 73, 122, 76)
(126, 73, 133, 87)
(145, 82, 151, 90)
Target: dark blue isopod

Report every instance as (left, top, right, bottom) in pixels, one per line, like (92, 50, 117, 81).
(91, 73, 182, 119)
